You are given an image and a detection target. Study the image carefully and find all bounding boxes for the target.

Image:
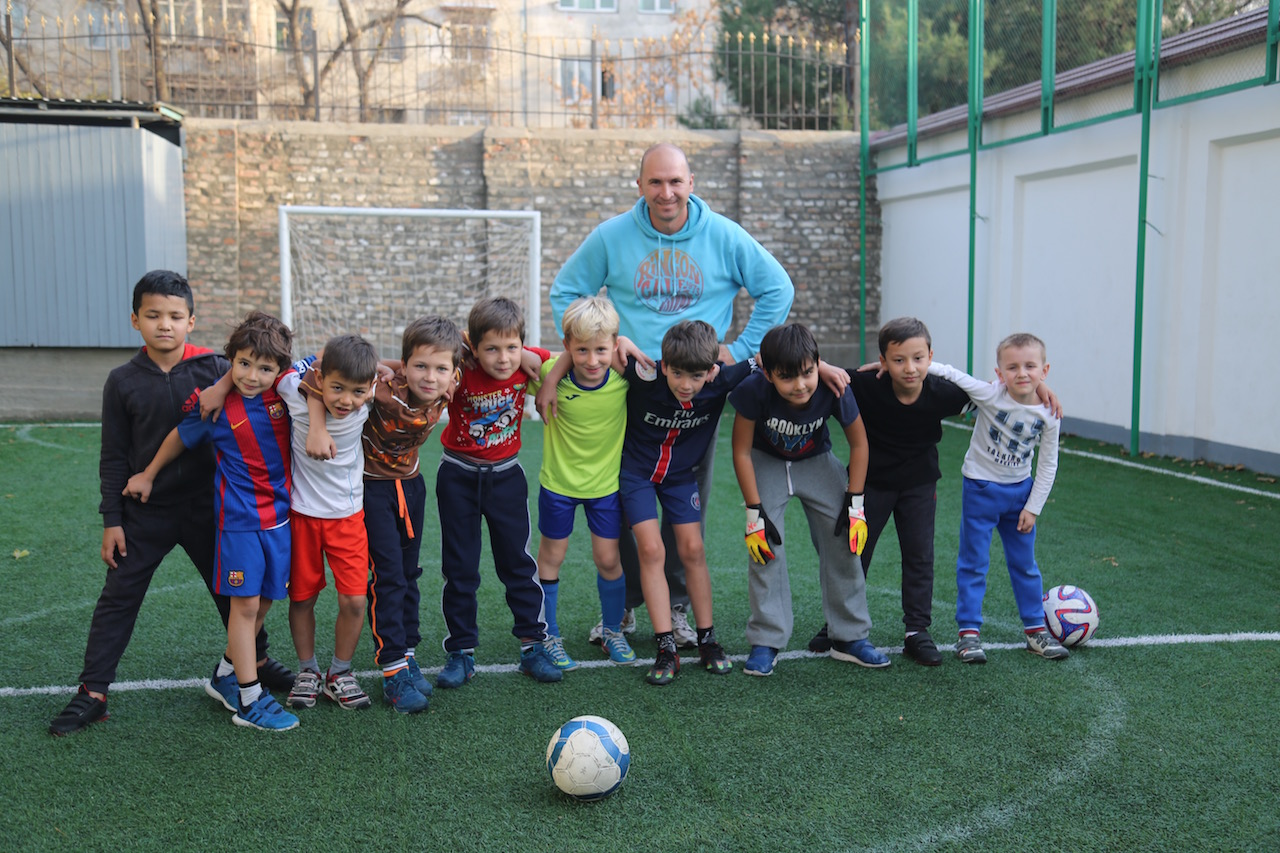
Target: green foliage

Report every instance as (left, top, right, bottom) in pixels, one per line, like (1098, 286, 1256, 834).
(715, 0, 855, 129)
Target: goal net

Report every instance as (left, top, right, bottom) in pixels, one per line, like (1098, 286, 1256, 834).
(279, 206, 542, 360)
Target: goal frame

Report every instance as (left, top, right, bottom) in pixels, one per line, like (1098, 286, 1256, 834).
(277, 205, 543, 347)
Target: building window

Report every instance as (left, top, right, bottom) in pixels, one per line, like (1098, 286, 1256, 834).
(638, 0, 674, 12)
(561, 58, 615, 104)
(276, 7, 317, 51)
(557, 0, 617, 12)
(369, 13, 407, 62)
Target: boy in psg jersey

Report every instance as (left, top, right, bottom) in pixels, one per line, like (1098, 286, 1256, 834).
(619, 320, 755, 685)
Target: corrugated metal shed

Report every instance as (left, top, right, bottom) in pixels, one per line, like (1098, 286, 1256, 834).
(0, 99, 186, 347)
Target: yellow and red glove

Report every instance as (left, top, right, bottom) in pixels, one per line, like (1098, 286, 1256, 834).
(745, 504, 782, 565)
(834, 491, 868, 556)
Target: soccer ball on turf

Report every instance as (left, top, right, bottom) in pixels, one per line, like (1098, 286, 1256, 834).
(1043, 584, 1100, 646)
(545, 715, 630, 801)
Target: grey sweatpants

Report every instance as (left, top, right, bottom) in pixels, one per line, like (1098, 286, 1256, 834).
(746, 449, 873, 650)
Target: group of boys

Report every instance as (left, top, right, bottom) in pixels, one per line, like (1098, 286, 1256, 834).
(50, 223, 1066, 736)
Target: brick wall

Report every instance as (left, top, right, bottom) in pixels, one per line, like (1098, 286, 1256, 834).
(182, 121, 879, 360)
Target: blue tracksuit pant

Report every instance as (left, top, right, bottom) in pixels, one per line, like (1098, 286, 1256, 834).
(955, 476, 1045, 633)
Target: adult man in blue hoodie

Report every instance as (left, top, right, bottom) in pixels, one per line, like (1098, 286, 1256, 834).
(547, 142, 795, 646)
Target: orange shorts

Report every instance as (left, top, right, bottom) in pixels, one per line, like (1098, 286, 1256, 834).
(288, 510, 369, 601)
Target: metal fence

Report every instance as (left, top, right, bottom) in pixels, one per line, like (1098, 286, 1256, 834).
(0, 10, 855, 129)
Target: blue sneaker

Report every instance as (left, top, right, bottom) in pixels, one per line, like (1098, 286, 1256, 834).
(205, 665, 239, 712)
(382, 669, 429, 714)
(519, 644, 564, 683)
(829, 638, 891, 668)
(543, 635, 579, 671)
(405, 657, 434, 697)
(232, 693, 299, 731)
(600, 629, 637, 665)
(744, 645, 778, 677)
(437, 652, 476, 689)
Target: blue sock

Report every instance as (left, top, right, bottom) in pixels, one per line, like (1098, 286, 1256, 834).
(542, 579, 560, 638)
(598, 574, 626, 633)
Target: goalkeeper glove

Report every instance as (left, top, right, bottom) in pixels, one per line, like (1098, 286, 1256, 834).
(745, 504, 782, 565)
(834, 491, 868, 556)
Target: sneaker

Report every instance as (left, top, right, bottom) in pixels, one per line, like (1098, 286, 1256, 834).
(698, 641, 733, 674)
(437, 652, 476, 689)
(1026, 629, 1070, 660)
(670, 605, 697, 649)
(382, 669, 429, 714)
(600, 628, 638, 665)
(645, 647, 680, 685)
(829, 638, 891, 668)
(49, 686, 109, 736)
(205, 666, 239, 712)
(519, 644, 564, 683)
(324, 671, 373, 710)
(956, 634, 987, 664)
(286, 669, 322, 709)
(405, 657, 434, 698)
(256, 656, 297, 692)
(589, 608, 636, 645)
(232, 693, 300, 731)
(543, 635, 580, 671)
(807, 623, 832, 653)
(744, 645, 778, 677)
(903, 631, 943, 667)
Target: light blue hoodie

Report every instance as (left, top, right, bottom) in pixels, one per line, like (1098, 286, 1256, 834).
(551, 194, 795, 362)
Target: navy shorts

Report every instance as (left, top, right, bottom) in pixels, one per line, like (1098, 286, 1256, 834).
(538, 487, 623, 540)
(215, 524, 291, 600)
(619, 468, 702, 527)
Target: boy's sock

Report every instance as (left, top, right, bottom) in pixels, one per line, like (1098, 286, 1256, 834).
(904, 631, 919, 639)
(597, 574, 627, 633)
(238, 679, 263, 709)
(696, 625, 717, 647)
(216, 655, 235, 678)
(381, 658, 408, 679)
(521, 641, 538, 653)
(298, 656, 319, 674)
(542, 579, 561, 637)
(959, 630, 980, 638)
(328, 656, 352, 676)
(655, 631, 678, 655)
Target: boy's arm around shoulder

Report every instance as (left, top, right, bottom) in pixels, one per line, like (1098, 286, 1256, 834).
(533, 349, 568, 420)
(927, 360, 997, 403)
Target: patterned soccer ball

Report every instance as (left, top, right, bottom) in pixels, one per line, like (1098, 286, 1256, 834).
(1043, 584, 1100, 646)
(546, 715, 631, 801)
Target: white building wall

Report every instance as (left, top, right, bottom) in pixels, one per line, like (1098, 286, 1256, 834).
(876, 81, 1280, 473)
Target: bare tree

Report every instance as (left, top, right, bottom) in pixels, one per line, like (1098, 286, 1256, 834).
(276, 0, 439, 119)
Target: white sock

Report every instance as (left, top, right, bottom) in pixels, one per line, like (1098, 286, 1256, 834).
(216, 656, 235, 678)
(239, 681, 263, 707)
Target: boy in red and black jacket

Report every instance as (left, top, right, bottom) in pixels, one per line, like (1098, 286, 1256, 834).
(49, 270, 292, 736)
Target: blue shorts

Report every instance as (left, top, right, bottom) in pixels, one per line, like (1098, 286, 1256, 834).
(619, 468, 702, 527)
(538, 487, 623, 540)
(215, 524, 291, 600)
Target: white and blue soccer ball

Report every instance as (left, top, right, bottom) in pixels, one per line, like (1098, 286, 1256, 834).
(1043, 584, 1100, 647)
(546, 715, 630, 801)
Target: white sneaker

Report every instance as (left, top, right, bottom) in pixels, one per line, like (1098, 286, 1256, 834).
(670, 605, 697, 649)
(588, 608, 636, 645)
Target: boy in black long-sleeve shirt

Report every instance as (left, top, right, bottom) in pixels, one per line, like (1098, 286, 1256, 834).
(49, 271, 293, 736)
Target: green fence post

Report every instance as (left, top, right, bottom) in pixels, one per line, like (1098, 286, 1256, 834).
(1267, 0, 1279, 85)
(859, 0, 871, 366)
(1041, 0, 1056, 134)
(966, 0, 984, 375)
(1130, 0, 1156, 458)
(907, 0, 918, 165)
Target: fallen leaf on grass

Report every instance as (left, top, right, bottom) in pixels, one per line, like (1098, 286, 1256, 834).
(13, 549, 30, 559)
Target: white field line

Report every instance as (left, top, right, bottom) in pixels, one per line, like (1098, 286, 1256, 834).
(942, 420, 1280, 499)
(0, 580, 205, 629)
(4, 631, 1277, 699)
